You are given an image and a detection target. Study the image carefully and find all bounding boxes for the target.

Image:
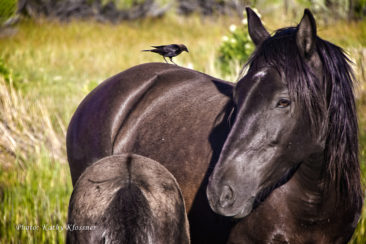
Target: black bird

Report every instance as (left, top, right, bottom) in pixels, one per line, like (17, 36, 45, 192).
(142, 44, 189, 64)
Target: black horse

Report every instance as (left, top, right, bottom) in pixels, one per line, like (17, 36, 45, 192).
(207, 9, 363, 243)
(67, 8, 363, 243)
(67, 53, 235, 242)
(67, 154, 190, 244)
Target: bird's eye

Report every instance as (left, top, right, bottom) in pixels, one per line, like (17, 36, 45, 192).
(276, 99, 291, 108)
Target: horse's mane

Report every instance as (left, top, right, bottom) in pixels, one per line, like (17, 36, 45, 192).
(247, 27, 363, 209)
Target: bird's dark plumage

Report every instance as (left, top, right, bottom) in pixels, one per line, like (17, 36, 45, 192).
(142, 44, 189, 64)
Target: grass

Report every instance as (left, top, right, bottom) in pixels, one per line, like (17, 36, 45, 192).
(0, 76, 65, 165)
(0, 74, 70, 243)
(0, 13, 365, 243)
(0, 151, 72, 243)
(0, 15, 237, 243)
(0, 15, 237, 121)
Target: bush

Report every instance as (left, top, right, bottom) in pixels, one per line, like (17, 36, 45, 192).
(217, 10, 255, 76)
(0, 0, 17, 25)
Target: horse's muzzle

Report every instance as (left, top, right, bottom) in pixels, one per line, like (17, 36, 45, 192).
(206, 177, 256, 218)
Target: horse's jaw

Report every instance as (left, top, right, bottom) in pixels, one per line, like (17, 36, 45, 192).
(231, 197, 256, 219)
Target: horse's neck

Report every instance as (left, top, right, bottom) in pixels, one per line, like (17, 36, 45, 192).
(294, 153, 325, 192)
(286, 152, 337, 220)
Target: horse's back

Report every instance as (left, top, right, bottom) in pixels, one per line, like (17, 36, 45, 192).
(67, 62, 233, 188)
(67, 62, 187, 184)
(67, 153, 190, 244)
(67, 62, 234, 243)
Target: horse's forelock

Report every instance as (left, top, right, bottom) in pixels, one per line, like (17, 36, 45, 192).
(248, 27, 327, 134)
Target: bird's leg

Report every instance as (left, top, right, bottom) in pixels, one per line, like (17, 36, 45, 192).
(163, 57, 168, 63)
(170, 57, 177, 65)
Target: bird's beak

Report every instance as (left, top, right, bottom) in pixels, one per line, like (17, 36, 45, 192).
(186, 49, 189, 53)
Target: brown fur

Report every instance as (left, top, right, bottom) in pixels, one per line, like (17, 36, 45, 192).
(67, 154, 190, 244)
(67, 62, 235, 243)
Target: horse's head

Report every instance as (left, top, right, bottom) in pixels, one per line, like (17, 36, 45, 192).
(207, 8, 328, 218)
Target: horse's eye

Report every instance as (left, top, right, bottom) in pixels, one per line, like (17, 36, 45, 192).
(276, 99, 291, 108)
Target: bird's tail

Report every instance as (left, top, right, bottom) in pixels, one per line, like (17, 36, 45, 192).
(142, 49, 162, 54)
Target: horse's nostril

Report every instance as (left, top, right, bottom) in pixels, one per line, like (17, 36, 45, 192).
(219, 185, 235, 208)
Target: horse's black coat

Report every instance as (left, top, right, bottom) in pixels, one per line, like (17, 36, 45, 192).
(67, 154, 190, 244)
(67, 8, 363, 244)
(67, 62, 235, 243)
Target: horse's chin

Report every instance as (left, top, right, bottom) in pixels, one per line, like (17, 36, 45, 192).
(232, 204, 253, 219)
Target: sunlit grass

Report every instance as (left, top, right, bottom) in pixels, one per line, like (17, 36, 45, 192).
(0, 15, 239, 122)
(0, 15, 237, 243)
(0, 151, 72, 243)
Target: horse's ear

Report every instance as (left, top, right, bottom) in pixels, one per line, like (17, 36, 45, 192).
(296, 9, 317, 59)
(246, 7, 270, 46)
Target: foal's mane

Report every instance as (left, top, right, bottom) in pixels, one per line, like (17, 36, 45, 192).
(247, 27, 363, 208)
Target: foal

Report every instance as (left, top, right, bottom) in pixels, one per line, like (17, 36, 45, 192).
(67, 154, 190, 244)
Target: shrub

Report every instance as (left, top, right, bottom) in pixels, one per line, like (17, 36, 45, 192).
(217, 10, 255, 76)
(0, 0, 17, 25)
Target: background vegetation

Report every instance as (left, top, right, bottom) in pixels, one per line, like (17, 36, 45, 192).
(0, 0, 365, 243)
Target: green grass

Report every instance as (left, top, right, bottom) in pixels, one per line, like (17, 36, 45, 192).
(0, 150, 72, 243)
(0, 14, 365, 243)
(352, 99, 366, 244)
(0, 15, 235, 243)
(0, 15, 236, 122)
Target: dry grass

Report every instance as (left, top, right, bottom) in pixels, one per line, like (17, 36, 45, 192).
(0, 76, 66, 167)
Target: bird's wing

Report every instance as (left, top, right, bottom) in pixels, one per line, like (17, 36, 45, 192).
(167, 44, 180, 50)
(152, 44, 180, 51)
(163, 45, 181, 56)
(168, 44, 183, 55)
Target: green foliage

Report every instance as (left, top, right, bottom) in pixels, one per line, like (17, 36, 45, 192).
(0, 0, 17, 25)
(0, 57, 11, 83)
(354, 0, 366, 18)
(0, 57, 24, 90)
(98, 0, 170, 10)
(217, 16, 254, 75)
(101, 0, 145, 9)
(350, 110, 366, 243)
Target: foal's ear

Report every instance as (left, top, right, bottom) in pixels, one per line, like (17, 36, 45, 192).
(296, 9, 317, 59)
(246, 7, 270, 46)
